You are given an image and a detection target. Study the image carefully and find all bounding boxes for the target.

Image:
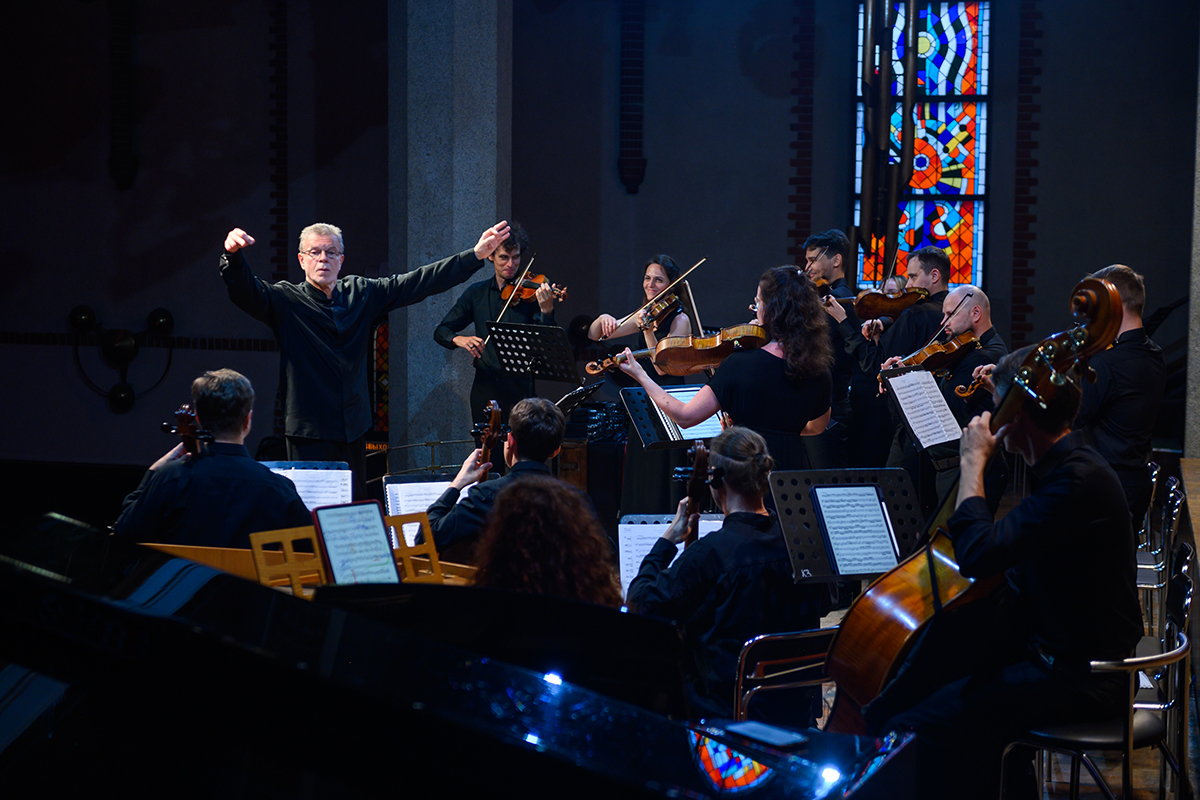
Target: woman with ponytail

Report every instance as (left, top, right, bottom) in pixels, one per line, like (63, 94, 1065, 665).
(619, 266, 833, 470)
(626, 427, 827, 722)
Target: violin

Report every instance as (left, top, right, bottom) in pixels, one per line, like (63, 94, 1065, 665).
(500, 273, 568, 303)
(954, 373, 988, 400)
(160, 404, 213, 455)
(815, 278, 930, 321)
(637, 292, 682, 332)
(585, 323, 768, 377)
(888, 330, 980, 377)
(823, 277, 1123, 735)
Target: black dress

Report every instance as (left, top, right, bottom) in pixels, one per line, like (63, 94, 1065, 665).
(706, 349, 833, 471)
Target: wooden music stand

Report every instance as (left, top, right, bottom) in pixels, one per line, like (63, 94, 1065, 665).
(247, 526, 326, 599)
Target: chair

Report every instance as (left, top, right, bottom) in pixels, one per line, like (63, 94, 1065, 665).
(1002, 572, 1193, 800)
(1138, 484, 1186, 637)
(385, 513, 445, 584)
(734, 627, 838, 722)
(247, 526, 326, 599)
(1138, 462, 1162, 553)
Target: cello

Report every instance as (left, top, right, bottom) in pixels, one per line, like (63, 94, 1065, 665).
(823, 277, 1122, 734)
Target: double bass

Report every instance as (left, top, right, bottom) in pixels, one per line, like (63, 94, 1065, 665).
(823, 277, 1122, 734)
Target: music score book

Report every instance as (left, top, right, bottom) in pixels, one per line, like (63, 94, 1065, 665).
(616, 515, 723, 599)
(879, 367, 962, 449)
(810, 485, 899, 575)
(383, 476, 488, 547)
(312, 501, 401, 585)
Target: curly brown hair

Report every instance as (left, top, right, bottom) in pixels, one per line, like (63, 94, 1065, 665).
(758, 266, 834, 380)
(471, 475, 623, 607)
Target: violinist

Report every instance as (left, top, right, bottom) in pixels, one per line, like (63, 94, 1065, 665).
(868, 347, 1142, 800)
(882, 286, 1009, 510)
(434, 224, 564, 457)
(589, 255, 692, 515)
(626, 427, 827, 721)
(821, 246, 951, 468)
(587, 255, 692, 375)
(803, 230, 867, 469)
(619, 267, 832, 471)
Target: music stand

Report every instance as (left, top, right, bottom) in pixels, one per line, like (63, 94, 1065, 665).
(769, 468, 924, 583)
(556, 380, 606, 416)
(487, 321, 582, 398)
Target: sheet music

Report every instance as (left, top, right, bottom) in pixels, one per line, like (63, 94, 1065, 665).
(812, 486, 899, 575)
(884, 369, 962, 449)
(618, 520, 721, 600)
(314, 503, 399, 585)
(269, 468, 353, 511)
(384, 481, 473, 547)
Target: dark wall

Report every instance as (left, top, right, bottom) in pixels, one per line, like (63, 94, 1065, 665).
(2, 0, 1197, 492)
(2, 1, 388, 475)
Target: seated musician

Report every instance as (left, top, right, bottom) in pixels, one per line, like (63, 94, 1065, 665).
(626, 427, 828, 722)
(619, 266, 832, 471)
(471, 474, 623, 607)
(866, 346, 1143, 799)
(417, 397, 577, 563)
(112, 369, 311, 548)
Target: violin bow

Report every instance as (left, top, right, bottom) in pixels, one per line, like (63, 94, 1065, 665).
(481, 255, 535, 350)
(600, 257, 707, 340)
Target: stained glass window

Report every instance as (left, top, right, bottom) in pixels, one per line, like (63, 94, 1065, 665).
(855, 2, 989, 288)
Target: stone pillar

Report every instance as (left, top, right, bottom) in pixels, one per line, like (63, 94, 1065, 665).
(388, 0, 512, 473)
(1188, 15, 1200, 458)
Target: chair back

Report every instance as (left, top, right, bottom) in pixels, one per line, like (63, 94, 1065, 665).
(385, 513, 445, 584)
(1140, 461, 1160, 547)
(734, 627, 837, 722)
(247, 526, 326, 599)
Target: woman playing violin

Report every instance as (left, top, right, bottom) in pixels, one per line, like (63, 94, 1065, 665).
(619, 266, 834, 471)
(588, 255, 691, 377)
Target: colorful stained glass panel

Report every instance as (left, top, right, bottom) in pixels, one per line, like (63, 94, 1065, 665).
(889, 3, 988, 96)
(856, 199, 983, 288)
(888, 102, 986, 195)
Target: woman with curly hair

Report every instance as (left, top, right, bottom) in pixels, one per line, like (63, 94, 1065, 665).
(626, 426, 826, 721)
(619, 266, 834, 470)
(471, 474, 622, 607)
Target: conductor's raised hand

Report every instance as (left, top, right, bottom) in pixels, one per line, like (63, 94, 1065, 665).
(474, 221, 512, 261)
(450, 448, 492, 490)
(224, 228, 256, 253)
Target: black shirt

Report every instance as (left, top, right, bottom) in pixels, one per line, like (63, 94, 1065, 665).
(627, 511, 826, 717)
(221, 248, 484, 441)
(706, 349, 832, 470)
(948, 431, 1143, 661)
(113, 442, 312, 549)
(1074, 328, 1166, 472)
(417, 460, 553, 557)
(433, 276, 557, 376)
(823, 277, 856, 403)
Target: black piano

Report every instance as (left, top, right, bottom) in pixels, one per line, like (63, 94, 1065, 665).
(0, 514, 914, 798)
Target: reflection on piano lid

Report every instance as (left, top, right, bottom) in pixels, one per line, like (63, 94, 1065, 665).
(0, 514, 916, 798)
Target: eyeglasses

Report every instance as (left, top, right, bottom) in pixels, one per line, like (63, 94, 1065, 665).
(749, 298, 761, 313)
(301, 248, 344, 259)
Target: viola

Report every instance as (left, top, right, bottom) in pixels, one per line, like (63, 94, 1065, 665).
(890, 330, 980, 376)
(823, 277, 1123, 735)
(585, 323, 768, 377)
(160, 403, 213, 456)
(500, 273, 568, 304)
(637, 292, 682, 332)
(954, 373, 988, 400)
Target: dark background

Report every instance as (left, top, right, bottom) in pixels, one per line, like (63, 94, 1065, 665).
(3, 0, 1196, 527)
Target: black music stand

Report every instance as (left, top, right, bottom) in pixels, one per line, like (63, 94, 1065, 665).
(619, 387, 686, 450)
(556, 380, 605, 415)
(488, 321, 582, 398)
(769, 468, 923, 583)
